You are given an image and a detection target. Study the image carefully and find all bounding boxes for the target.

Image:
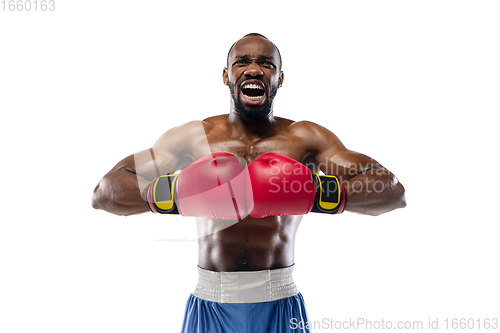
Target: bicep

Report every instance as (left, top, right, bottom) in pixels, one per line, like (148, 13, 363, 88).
(316, 148, 383, 181)
(104, 146, 185, 182)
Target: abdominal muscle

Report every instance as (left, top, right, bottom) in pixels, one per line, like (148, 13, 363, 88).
(196, 214, 303, 272)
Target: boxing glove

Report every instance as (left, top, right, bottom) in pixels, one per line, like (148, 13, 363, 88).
(147, 152, 249, 220)
(246, 152, 346, 218)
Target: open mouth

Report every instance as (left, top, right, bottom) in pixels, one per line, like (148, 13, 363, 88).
(241, 82, 265, 102)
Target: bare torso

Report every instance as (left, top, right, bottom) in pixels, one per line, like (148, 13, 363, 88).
(189, 115, 320, 271)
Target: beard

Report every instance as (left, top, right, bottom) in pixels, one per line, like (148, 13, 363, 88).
(229, 80, 279, 122)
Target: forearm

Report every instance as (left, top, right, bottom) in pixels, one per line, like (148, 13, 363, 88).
(343, 168, 406, 216)
(92, 169, 150, 216)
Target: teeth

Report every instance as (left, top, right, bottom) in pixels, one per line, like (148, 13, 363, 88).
(243, 95, 264, 101)
(242, 83, 264, 90)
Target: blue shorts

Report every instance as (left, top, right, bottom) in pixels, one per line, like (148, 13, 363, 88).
(181, 293, 310, 333)
(180, 266, 311, 333)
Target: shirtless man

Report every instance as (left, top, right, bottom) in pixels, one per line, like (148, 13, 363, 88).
(92, 33, 406, 333)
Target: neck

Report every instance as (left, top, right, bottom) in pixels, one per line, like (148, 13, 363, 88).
(227, 107, 278, 142)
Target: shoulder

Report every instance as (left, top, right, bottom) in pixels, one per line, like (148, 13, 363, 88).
(286, 120, 348, 156)
(153, 120, 207, 151)
(287, 120, 321, 134)
(201, 114, 229, 134)
(287, 120, 340, 141)
(158, 120, 206, 139)
(152, 116, 232, 155)
(203, 114, 227, 124)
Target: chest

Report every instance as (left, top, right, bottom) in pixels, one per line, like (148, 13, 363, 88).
(192, 131, 311, 164)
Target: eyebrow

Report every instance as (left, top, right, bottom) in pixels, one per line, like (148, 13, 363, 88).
(234, 55, 276, 61)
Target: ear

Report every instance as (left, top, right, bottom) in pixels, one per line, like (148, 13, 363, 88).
(222, 68, 229, 86)
(278, 71, 284, 88)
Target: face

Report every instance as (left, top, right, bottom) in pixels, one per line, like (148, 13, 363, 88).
(223, 36, 284, 122)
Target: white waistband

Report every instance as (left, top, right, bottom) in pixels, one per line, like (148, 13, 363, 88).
(193, 265, 298, 303)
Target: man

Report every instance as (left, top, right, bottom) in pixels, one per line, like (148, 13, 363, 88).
(92, 33, 406, 333)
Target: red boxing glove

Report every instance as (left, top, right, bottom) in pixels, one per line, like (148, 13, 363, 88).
(147, 152, 249, 220)
(148, 152, 345, 219)
(247, 153, 316, 218)
(247, 152, 346, 218)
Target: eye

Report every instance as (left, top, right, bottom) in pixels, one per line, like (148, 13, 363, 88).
(235, 60, 248, 65)
(261, 61, 275, 68)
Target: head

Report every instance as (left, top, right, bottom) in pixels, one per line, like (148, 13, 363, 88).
(223, 33, 284, 122)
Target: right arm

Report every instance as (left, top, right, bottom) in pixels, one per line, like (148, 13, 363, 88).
(91, 121, 204, 216)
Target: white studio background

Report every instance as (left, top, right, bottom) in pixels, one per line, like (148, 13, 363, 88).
(1, 1, 499, 332)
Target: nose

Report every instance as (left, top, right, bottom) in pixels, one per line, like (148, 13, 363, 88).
(244, 62, 264, 77)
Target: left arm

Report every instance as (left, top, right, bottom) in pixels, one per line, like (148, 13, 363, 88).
(297, 121, 406, 216)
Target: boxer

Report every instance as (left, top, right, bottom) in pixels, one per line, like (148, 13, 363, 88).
(92, 33, 406, 333)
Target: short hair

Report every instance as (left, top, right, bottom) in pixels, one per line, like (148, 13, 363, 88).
(226, 33, 282, 70)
